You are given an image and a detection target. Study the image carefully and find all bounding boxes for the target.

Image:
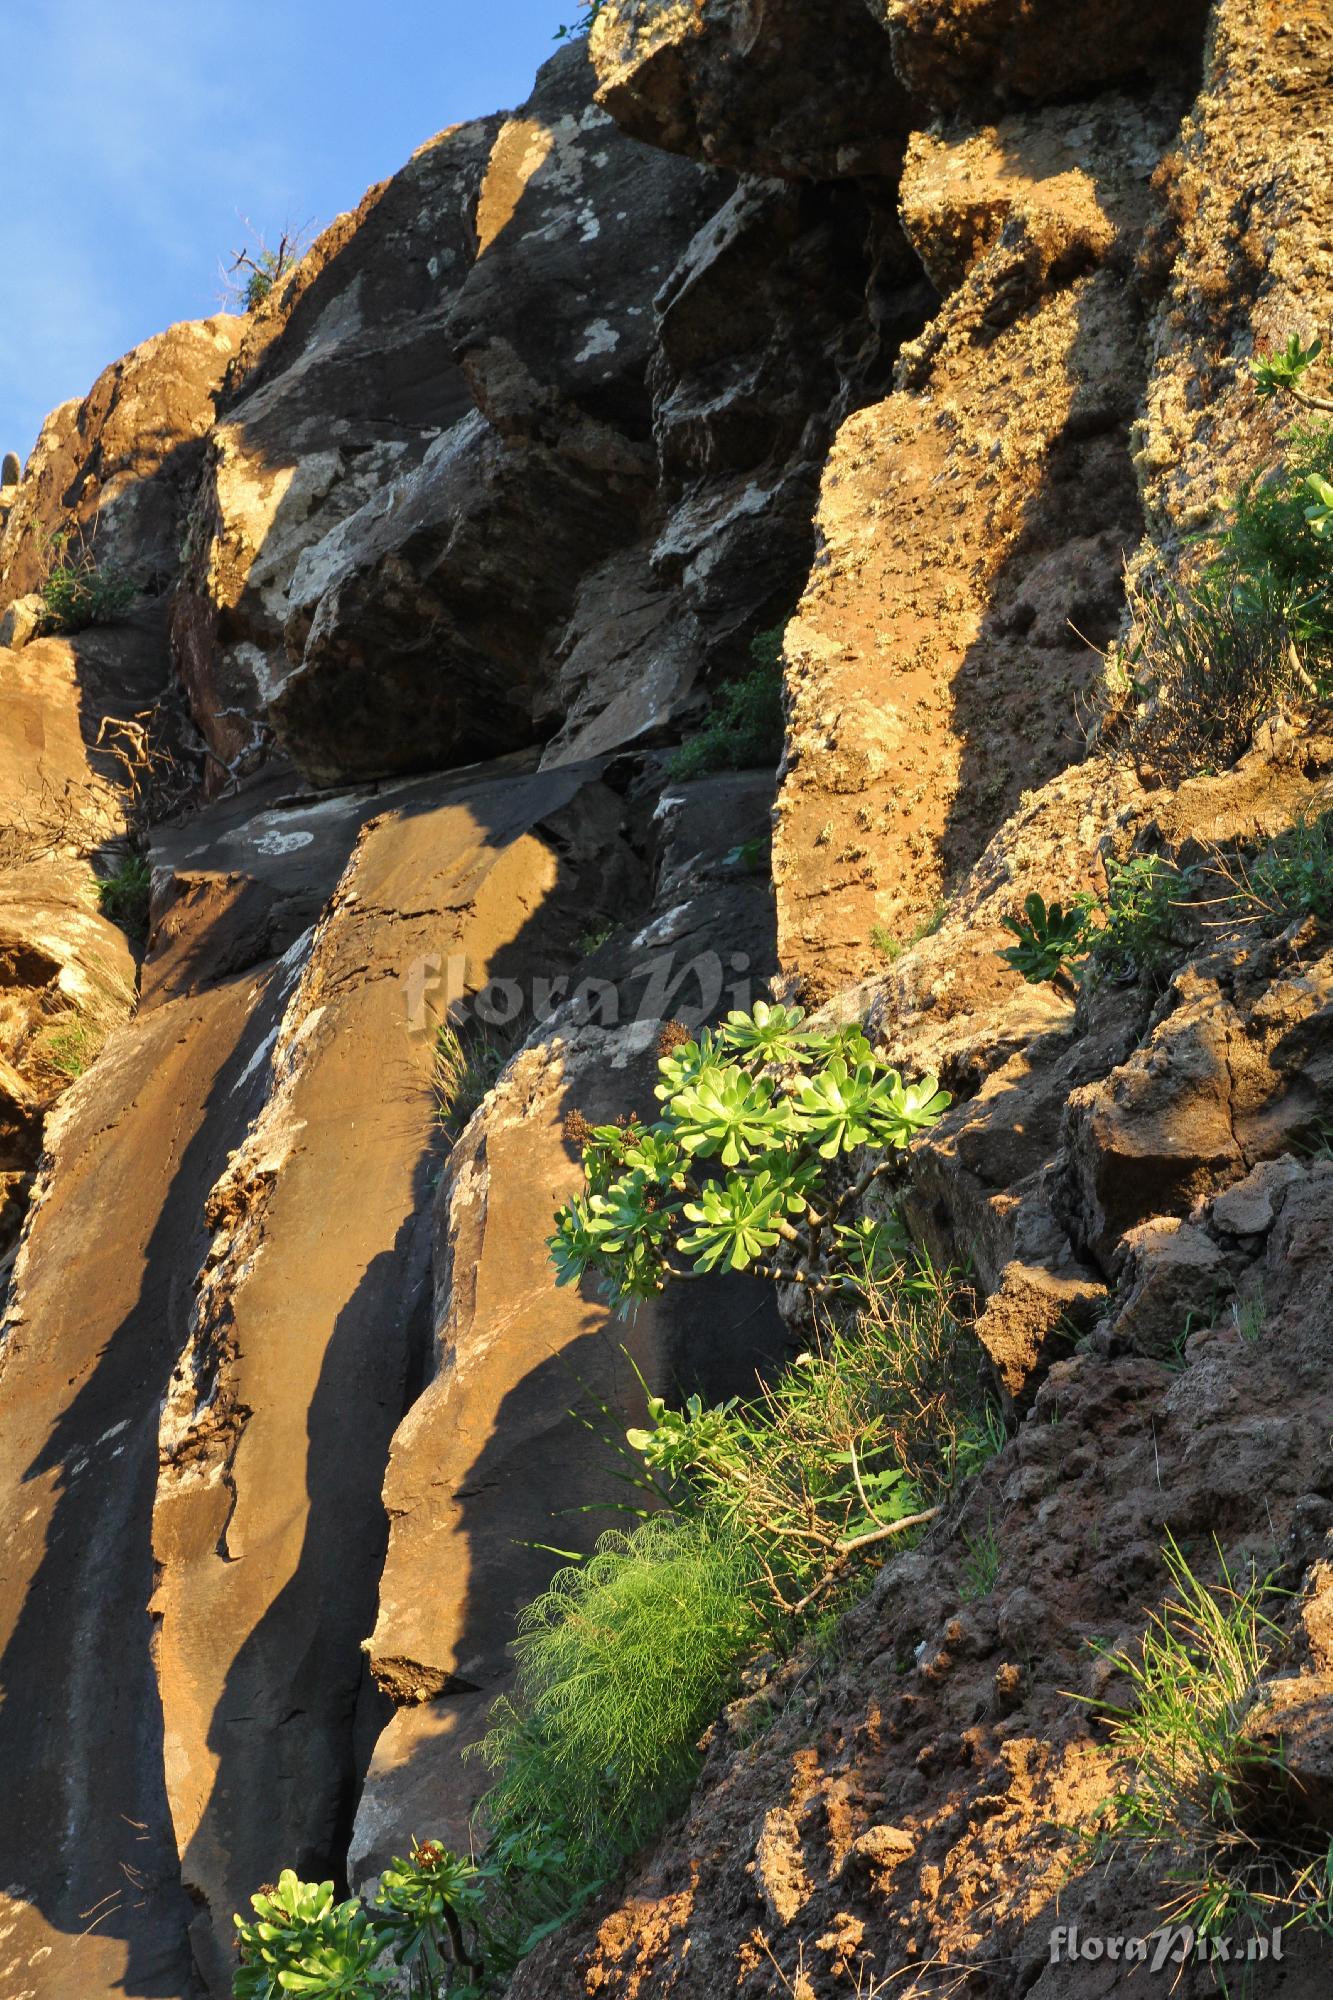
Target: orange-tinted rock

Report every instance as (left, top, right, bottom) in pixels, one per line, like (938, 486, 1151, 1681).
(0, 317, 242, 607)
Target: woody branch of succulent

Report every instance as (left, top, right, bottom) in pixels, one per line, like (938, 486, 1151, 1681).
(548, 1003, 950, 1315)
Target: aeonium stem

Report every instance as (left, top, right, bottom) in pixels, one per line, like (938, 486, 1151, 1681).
(750, 1261, 858, 1296)
(1289, 382, 1333, 416)
(825, 1154, 899, 1224)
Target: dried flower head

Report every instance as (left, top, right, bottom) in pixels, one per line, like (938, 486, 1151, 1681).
(656, 1019, 693, 1058)
(563, 1109, 593, 1151)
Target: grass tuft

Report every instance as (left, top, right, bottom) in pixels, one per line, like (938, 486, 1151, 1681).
(959, 1515, 1001, 1602)
(871, 901, 948, 963)
(432, 1021, 510, 1137)
(97, 854, 152, 941)
(1088, 1536, 1333, 1943)
(40, 1017, 101, 1081)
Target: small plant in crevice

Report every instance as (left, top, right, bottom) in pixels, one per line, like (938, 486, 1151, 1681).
(548, 1001, 950, 1313)
(999, 893, 1095, 989)
(37, 528, 136, 635)
(1216, 804, 1333, 929)
(223, 221, 313, 315)
(375, 1841, 488, 1995)
(554, 0, 604, 38)
(1231, 1291, 1267, 1346)
(96, 853, 152, 941)
(432, 1021, 512, 1138)
(669, 625, 787, 780)
(1087, 853, 1190, 989)
(1084, 1536, 1333, 1947)
(576, 918, 616, 957)
(1251, 333, 1330, 410)
(723, 833, 770, 876)
(999, 855, 1191, 996)
(233, 1871, 392, 1997)
(871, 900, 949, 964)
(958, 1514, 1001, 1602)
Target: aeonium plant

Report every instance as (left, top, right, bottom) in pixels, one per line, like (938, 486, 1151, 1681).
(548, 1002, 950, 1313)
(233, 1844, 488, 2000)
(232, 1871, 394, 1998)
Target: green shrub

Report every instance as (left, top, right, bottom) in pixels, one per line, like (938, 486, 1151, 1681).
(1086, 853, 1189, 989)
(625, 1258, 998, 1619)
(1228, 806, 1333, 926)
(244, 262, 277, 311)
(998, 856, 1189, 995)
(1208, 419, 1333, 665)
(225, 225, 310, 315)
(38, 532, 135, 635)
(1086, 1537, 1333, 1942)
(549, 1001, 949, 1313)
(669, 626, 786, 779)
(97, 854, 152, 939)
(477, 1517, 760, 1872)
(473, 1250, 1001, 1964)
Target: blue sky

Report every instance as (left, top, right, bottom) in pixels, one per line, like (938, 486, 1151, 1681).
(1, 0, 569, 463)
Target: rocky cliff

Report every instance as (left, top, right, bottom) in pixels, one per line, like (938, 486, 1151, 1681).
(0, 2, 1330, 1996)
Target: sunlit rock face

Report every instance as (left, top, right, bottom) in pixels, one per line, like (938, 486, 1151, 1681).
(176, 47, 723, 791)
(0, 315, 244, 608)
(170, 111, 500, 790)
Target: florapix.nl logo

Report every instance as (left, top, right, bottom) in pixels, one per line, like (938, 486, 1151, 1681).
(1048, 1924, 1284, 1974)
(403, 944, 765, 1064)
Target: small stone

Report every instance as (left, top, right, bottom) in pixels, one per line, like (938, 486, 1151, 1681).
(1210, 1158, 1304, 1238)
(0, 594, 45, 650)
